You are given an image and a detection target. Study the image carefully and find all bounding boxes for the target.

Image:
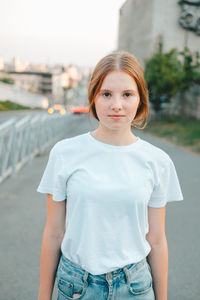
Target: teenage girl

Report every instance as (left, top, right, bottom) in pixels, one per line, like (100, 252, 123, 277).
(37, 51, 184, 300)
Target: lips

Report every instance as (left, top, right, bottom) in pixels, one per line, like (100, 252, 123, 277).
(108, 115, 125, 120)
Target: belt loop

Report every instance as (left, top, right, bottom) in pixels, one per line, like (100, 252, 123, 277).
(122, 266, 130, 285)
(83, 270, 89, 286)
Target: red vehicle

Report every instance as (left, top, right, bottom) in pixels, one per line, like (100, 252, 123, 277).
(71, 105, 89, 114)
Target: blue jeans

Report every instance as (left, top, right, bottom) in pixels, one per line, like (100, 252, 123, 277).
(56, 254, 155, 299)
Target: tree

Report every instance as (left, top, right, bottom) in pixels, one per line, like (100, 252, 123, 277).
(144, 44, 200, 119)
(179, 47, 200, 91)
(178, 47, 200, 121)
(144, 43, 182, 117)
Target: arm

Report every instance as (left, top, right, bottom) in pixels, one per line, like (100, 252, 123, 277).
(146, 205, 168, 300)
(38, 194, 66, 300)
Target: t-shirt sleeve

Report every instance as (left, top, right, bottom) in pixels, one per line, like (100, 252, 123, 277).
(148, 156, 184, 208)
(37, 144, 66, 201)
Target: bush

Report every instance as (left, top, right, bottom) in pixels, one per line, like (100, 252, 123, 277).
(0, 100, 31, 110)
(0, 78, 14, 84)
(144, 43, 200, 116)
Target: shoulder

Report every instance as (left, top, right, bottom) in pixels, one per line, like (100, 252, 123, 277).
(50, 132, 88, 156)
(140, 138, 172, 167)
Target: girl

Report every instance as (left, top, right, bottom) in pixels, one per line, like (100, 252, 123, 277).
(37, 51, 184, 300)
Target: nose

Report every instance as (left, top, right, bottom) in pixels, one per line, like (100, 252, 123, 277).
(110, 96, 123, 111)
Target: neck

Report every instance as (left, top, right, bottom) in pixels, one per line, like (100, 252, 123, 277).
(90, 127, 138, 146)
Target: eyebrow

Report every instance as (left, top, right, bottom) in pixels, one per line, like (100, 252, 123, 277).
(99, 89, 137, 93)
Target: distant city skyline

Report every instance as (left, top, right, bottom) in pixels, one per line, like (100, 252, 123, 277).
(0, 0, 126, 67)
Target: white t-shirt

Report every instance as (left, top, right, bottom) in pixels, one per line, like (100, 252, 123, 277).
(37, 131, 184, 275)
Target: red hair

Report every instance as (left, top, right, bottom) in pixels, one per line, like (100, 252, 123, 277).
(87, 51, 150, 129)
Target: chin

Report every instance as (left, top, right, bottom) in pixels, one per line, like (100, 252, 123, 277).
(100, 120, 131, 131)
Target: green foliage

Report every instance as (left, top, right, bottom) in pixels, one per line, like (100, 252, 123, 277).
(0, 77, 14, 84)
(0, 100, 31, 111)
(179, 47, 200, 91)
(144, 115, 200, 154)
(144, 43, 200, 113)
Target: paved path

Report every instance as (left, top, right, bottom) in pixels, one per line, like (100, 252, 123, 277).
(0, 109, 47, 125)
(0, 113, 199, 300)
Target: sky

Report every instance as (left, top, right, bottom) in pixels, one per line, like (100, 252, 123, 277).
(0, 0, 127, 67)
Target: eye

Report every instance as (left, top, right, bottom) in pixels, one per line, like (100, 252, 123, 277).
(103, 92, 111, 98)
(123, 92, 132, 97)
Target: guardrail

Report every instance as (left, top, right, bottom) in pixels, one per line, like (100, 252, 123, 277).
(0, 113, 69, 184)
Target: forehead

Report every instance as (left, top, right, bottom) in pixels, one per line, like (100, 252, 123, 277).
(101, 71, 138, 91)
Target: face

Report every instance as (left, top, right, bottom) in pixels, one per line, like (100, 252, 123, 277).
(94, 70, 140, 131)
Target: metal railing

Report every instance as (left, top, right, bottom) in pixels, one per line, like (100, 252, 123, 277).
(0, 113, 70, 184)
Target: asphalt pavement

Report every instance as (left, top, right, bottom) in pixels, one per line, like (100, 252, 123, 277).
(0, 113, 199, 300)
(0, 109, 47, 125)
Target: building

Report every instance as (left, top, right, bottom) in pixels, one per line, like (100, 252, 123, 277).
(0, 64, 82, 105)
(0, 57, 4, 71)
(118, 0, 200, 67)
(6, 71, 52, 97)
(11, 57, 28, 72)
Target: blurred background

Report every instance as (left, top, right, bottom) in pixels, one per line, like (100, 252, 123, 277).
(0, 1, 200, 299)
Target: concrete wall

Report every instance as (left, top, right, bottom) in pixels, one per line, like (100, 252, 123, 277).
(118, 0, 155, 67)
(118, 0, 200, 67)
(0, 82, 49, 109)
(162, 85, 200, 120)
(152, 0, 200, 53)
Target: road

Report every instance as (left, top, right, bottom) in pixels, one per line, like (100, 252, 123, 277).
(0, 112, 199, 299)
(0, 109, 48, 125)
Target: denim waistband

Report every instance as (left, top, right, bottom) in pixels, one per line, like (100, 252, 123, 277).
(59, 254, 147, 284)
